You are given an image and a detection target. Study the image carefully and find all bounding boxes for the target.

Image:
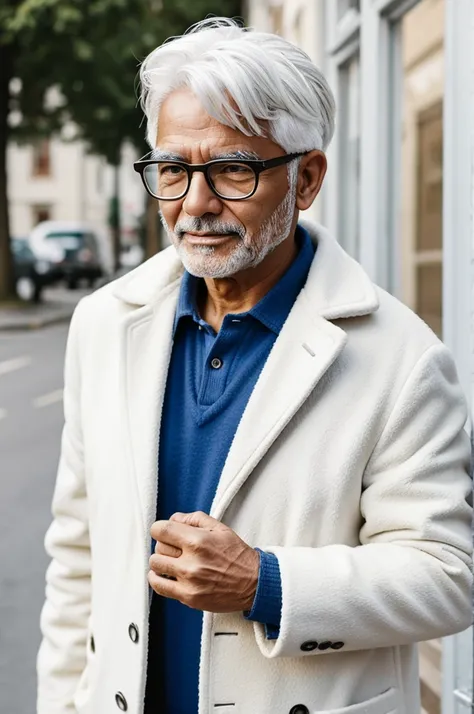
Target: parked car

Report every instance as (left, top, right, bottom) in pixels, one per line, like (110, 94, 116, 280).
(28, 221, 105, 289)
(11, 237, 62, 302)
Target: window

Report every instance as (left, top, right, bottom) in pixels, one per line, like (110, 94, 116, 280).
(32, 205, 51, 225)
(394, 0, 444, 340)
(32, 139, 51, 177)
(338, 53, 361, 258)
(415, 103, 443, 336)
(337, 0, 360, 21)
(323, 0, 361, 255)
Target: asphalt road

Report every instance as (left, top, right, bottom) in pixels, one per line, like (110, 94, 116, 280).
(0, 322, 70, 714)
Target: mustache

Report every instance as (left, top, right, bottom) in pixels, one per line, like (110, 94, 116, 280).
(174, 217, 245, 240)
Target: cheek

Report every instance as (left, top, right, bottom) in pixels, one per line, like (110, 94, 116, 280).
(159, 201, 182, 229)
(242, 179, 289, 232)
(224, 204, 252, 233)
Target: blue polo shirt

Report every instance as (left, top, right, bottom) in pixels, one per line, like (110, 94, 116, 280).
(144, 226, 315, 714)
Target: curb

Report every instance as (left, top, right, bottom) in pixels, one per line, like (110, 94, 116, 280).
(0, 310, 74, 332)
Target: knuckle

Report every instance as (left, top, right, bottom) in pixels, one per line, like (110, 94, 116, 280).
(186, 536, 200, 553)
(184, 560, 201, 580)
(160, 523, 172, 539)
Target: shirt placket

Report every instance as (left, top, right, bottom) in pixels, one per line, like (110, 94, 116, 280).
(197, 317, 245, 407)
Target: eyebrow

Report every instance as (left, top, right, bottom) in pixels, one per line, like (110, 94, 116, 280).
(151, 149, 261, 162)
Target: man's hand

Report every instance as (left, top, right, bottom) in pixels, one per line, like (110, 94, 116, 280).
(148, 511, 259, 613)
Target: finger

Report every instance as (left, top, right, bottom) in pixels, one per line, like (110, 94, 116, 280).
(170, 511, 226, 531)
(150, 520, 195, 548)
(148, 570, 181, 601)
(149, 554, 179, 580)
(155, 541, 182, 558)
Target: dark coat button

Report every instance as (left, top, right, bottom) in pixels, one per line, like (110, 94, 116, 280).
(115, 692, 128, 711)
(128, 623, 139, 644)
(300, 640, 318, 652)
(318, 641, 332, 650)
(289, 706, 310, 714)
(90, 634, 95, 653)
(331, 641, 345, 650)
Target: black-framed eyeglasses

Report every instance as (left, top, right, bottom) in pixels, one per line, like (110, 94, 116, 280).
(133, 152, 306, 201)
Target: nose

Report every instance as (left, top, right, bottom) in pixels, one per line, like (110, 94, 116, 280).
(182, 171, 222, 217)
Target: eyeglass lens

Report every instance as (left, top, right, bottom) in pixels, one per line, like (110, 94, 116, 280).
(142, 162, 257, 199)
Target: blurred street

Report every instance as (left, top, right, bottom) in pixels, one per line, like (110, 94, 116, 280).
(0, 317, 73, 714)
(0, 285, 92, 331)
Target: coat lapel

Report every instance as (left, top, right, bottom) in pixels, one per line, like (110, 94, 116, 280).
(211, 292, 347, 520)
(119, 280, 180, 538)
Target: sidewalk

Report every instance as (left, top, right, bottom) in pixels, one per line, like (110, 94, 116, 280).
(0, 286, 92, 331)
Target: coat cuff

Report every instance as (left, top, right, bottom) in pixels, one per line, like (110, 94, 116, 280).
(244, 549, 282, 639)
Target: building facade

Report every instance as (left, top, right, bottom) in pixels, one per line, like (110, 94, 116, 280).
(7, 135, 143, 272)
(246, 1, 473, 712)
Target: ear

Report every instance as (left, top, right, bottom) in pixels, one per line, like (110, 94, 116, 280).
(295, 151, 327, 211)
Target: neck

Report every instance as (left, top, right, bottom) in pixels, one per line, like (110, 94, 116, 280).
(198, 230, 299, 332)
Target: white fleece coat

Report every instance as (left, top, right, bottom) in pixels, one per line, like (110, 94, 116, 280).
(37, 221, 473, 714)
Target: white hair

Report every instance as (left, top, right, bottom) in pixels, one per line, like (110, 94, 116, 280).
(140, 17, 336, 154)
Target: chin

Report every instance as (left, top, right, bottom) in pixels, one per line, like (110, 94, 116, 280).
(182, 261, 236, 279)
(177, 243, 253, 279)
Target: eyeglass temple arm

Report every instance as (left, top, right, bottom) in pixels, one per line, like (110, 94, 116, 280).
(260, 152, 306, 170)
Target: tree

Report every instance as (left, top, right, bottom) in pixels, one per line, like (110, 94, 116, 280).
(0, 0, 242, 300)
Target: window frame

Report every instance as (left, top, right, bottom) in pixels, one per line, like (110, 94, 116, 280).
(326, 0, 473, 705)
(323, 3, 361, 260)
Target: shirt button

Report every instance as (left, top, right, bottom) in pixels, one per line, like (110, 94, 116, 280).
(211, 357, 223, 369)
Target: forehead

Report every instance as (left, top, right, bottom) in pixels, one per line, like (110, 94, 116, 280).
(156, 88, 282, 159)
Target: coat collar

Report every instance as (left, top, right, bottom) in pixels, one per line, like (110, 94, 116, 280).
(115, 220, 380, 532)
(111, 220, 379, 320)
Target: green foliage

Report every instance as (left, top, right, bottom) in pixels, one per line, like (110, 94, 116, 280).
(5, 0, 243, 163)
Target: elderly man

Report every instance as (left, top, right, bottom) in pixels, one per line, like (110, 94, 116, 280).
(37, 17, 472, 714)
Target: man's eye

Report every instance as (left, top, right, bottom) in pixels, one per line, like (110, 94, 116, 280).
(222, 164, 249, 174)
(160, 165, 185, 175)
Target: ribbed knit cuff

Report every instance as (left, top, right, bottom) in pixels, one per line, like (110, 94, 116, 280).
(244, 549, 282, 640)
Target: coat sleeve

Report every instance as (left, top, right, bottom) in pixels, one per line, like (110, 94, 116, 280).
(37, 299, 92, 713)
(253, 343, 473, 658)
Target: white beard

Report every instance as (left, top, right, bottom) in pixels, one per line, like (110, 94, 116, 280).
(159, 183, 297, 279)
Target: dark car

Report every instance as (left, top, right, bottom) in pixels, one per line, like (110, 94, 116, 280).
(56, 231, 104, 289)
(11, 237, 62, 302)
(28, 222, 105, 290)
